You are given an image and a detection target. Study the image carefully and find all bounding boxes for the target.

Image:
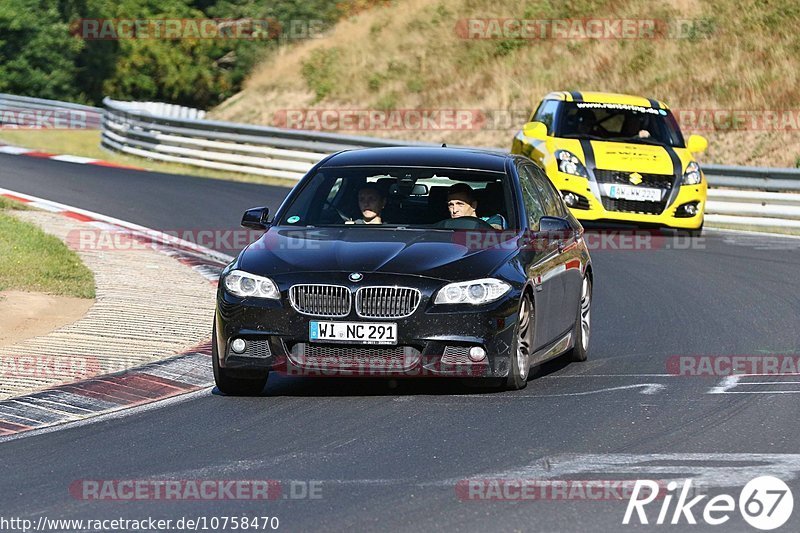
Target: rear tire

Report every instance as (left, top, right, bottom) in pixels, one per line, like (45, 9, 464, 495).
(565, 276, 591, 363)
(505, 295, 534, 390)
(212, 326, 268, 396)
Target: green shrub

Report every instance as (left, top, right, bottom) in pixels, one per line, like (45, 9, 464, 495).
(302, 47, 342, 102)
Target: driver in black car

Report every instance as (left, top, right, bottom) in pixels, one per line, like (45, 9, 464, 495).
(446, 183, 506, 230)
(345, 184, 386, 224)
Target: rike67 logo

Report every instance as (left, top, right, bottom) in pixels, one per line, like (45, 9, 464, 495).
(624, 476, 794, 530)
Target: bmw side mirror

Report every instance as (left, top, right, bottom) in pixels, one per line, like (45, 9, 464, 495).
(539, 216, 571, 233)
(539, 216, 573, 247)
(241, 207, 270, 230)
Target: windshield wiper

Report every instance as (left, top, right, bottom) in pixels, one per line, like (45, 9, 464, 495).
(605, 135, 667, 146)
(558, 133, 608, 141)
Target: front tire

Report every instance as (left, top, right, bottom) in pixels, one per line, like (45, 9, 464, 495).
(212, 326, 268, 396)
(505, 295, 534, 390)
(677, 221, 703, 238)
(566, 276, 591, 362)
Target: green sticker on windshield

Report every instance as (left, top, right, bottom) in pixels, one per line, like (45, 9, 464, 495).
(287, 215, 300, 224)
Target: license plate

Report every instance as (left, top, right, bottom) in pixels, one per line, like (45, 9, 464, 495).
(608, 185, 662, 202)
(309, 321, 398, 345)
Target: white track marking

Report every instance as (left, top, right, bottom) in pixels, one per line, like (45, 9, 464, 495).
(438, 383, 668, 399)
(49, 155, 98, 164)
(708, 375, 741, 394)
(434, 453, 800, 489)
(0, 146, 32, 155)
(533, 383, 667, 396)
(542, 374, 673, 378)
(708, 374, 800, 394)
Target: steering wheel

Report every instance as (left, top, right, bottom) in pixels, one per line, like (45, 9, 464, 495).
(325, 200, 352, 222)
(434, 216, 494, 230)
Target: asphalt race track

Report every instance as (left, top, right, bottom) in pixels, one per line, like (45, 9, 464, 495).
(2, 153, 800, 532)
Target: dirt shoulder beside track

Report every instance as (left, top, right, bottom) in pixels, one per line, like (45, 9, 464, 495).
(0, 291, 93, 347)
(0, 207, 217, 400)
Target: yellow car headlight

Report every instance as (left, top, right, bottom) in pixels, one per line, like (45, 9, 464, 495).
(682, 161, 702, 185)
(555, 150, 588, 178)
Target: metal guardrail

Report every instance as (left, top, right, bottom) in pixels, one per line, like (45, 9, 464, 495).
(0, 93, 102, 129)
(100, 97, 496, 180)
(703, 164, 800, 192)
(702, 164, 800, 229)
(3, 93, 800, 231)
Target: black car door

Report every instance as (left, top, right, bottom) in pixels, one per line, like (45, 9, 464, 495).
(527, 163, 583, 338)
(516, 163, 564, 350)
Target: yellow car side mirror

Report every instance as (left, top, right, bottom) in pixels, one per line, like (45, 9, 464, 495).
(686, 134, 708, 154)
(522, 121, 548, 141)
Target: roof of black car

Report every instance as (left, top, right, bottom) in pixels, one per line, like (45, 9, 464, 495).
(321, 147, 509, 172)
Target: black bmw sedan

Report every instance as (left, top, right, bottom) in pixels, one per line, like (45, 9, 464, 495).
(213, 147, 592, 394)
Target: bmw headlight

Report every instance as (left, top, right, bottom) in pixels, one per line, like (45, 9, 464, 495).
(682, 161, 702, 185)
(223, 270, 280, 299)
(555, 150, 589, 178)
(434, 278, 511, 305)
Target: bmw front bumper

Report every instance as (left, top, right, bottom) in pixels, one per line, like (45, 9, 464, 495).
(214, 272, 521, 379)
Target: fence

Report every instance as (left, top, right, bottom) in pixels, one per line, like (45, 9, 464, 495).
(2, 93, 800, 231)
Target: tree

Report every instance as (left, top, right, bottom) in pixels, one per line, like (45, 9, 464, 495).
(0, 0, 84, 101)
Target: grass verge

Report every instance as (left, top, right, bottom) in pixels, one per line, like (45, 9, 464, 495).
(0, 130, 295, 189)
(0, 199, 95, 298)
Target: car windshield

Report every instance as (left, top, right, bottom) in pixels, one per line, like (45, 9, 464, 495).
(278, 166, 515, 229)
(556, 102, 685, 147)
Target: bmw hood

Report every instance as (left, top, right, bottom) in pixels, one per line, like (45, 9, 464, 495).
(236, 227, 516, 280)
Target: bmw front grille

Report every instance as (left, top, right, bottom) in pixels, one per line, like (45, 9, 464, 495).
(289, 284, 351, 317)
(288, 284, 421, 318)
(355, 287, 421, 319)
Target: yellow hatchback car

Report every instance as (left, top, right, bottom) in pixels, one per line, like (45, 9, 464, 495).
(511, 91, 708, 234)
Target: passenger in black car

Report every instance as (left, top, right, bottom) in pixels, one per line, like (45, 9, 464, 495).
(346, 185, 387, 224)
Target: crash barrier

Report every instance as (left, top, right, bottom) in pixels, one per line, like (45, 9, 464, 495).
(101, 97, 445, 181)
(2, 94, 800, 231)
(703, 166, 800, 230)
(103, 99, 206, 121)
(0, 93, 102, 129)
